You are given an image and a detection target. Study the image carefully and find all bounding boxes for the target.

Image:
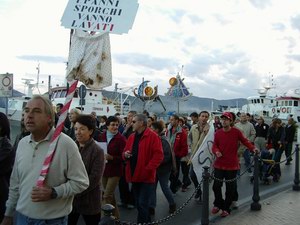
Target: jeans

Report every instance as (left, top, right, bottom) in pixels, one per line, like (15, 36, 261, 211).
(149, 170, 175, 208)
(102, 176, 120, 218)
(243, 149, 252, 172)
(132, 182, 155, 224)
(16, 212, 67, 225)
(212, 169, 238, 212)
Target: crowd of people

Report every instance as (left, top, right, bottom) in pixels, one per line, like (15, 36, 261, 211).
(0, 95, 297, 224)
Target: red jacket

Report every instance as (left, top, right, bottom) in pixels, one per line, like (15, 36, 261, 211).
(123, 128, 163, 183)
(100, 131, 126, 177)
(212, 127, 255, 170)
(166, 126, 188, 158)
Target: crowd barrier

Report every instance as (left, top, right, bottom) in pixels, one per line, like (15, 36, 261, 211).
(99, 145, 300, 225)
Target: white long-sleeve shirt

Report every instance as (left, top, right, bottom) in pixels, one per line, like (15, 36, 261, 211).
(5, 128, 89, 219)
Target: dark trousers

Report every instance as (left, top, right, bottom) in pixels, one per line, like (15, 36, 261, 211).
(170, 157, 191, 192)
(132, 182, 155, 224)
(212, 168, 238, 212)
(273, 148, 283, 177)
(68, 211, 100, 225)
(285, 142, 293, 162)
(118, 165, 135, 205)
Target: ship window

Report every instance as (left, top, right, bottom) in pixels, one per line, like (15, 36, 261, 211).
(288, 101, 292, 106)
(295, 101, 298, 107)
(254, 99, 257, 103)
(285, 101, 288, 106)
(60, 90, 67, 97)
(257, 99, 260, 103)
(261, 99, 264, 104)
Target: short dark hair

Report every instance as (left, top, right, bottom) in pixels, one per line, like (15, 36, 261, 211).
(190, 112, 198, 118)
(171, 114, 179, 121)
(106, 116, 119, 126)
(56, 103, 63, 109)
(151, 120, 165, 134)
(0, 112, 10, 139)
(75, 115, 96, 133)
(199, 111, 210, 117)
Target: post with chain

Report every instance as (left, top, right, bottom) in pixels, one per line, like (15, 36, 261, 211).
(99, 204, 116, 225)
(201, 166, 210, 225)
(293, 144, 300, 191)
(251, 154, 261, 211)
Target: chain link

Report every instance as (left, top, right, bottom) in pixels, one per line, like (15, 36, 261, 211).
(115, 179, 203, 225)
(257, 149, 296, 165)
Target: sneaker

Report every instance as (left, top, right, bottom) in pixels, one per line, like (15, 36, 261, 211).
(231, 201, 238, 209)
(169, 204, 176, 214)
(220, 210, 230, 217)
(127, 204, 135, 209)
(211, 207, 220, 214)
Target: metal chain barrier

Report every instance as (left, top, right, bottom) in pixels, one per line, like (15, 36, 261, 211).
(210, 160, 254, 183)
(258, 149, 296, 165)
(114, 179, 204, 225)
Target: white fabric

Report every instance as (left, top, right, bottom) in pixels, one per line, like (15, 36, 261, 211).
(66, 30, 112, 89)
(191, 121, 215, 182)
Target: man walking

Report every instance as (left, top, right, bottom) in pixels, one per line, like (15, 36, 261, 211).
(235, 112, 256, 174)
(188, 111, 210, 201)
(167, 115, 190, 193)
(123, 114, 163, 224)
(212, 112, 258, 217)
(1, 95, 89, 225)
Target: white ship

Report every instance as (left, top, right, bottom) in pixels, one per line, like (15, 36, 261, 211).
(271, 88, 300, 122)
(241, 87, 276, 118)
(49, 86, 120, 116)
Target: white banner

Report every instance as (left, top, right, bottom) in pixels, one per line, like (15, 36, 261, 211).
(191, 121, 215, 182)
(61, 0, 139, 34)
(0, 73, 13, 97)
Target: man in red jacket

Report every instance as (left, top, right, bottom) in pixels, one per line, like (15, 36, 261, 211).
(211, 112, 259, 218)
(123, 114, 163, 224)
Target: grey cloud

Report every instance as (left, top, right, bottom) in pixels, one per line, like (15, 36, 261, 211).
(17, 55, 67, 64)
(291, 14, 300, 31)
(186, 14, 204, 25)
(113, 53, 177, 71)
(249, 0, 272, 9)
(272, 23, 286, 31)
(213, 14, 232, 25)
(166, 9, 187, 23)
(287, 54, 300, 62)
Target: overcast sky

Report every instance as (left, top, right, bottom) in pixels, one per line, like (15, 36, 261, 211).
(0, 0, 299, 99)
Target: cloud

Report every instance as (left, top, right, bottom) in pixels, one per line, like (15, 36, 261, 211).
(287, 54, 300, 62)
(272, 23, 286, 31)
(113, 53, 177, 71)
(17, 55, 67, 64)
(213, 14, 232, 25)
(291, 14, 300, 31)
(249, 0, 272, 9)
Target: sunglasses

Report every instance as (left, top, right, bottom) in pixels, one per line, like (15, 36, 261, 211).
(132, 120, 136, 123)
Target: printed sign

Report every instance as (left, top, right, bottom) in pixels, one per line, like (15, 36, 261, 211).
(61, 0, 139, 34)
(0, 73, 13, 97)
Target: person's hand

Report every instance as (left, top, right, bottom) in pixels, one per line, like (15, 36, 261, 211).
(105, 154, 113, 160)
(124, 151, 132, 159)
(215, 151, 222, 158)
(0, 216, 13, 225)
(31, 186, 52, 202)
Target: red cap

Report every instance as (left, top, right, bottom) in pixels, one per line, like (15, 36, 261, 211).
(220, 112, 233, 121)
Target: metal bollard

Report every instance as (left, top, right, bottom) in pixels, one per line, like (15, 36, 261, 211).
(99, 204, 116, 225)
(201, 166, 210, 225)
(293, 144, 300, 191)
(251, 154, 261, 211)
